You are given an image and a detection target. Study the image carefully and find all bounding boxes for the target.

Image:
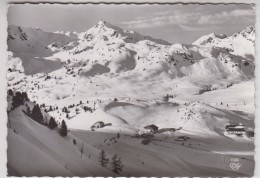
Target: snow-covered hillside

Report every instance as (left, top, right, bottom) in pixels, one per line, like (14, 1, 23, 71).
(7, 20, 255, 176)
(7, 95, 254, 176)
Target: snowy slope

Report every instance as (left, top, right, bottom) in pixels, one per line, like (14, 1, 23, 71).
(7, 102, 254, 176)
(7, 103, 115, 176)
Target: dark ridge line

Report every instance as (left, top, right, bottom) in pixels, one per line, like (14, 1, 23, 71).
(8, 2, 255, 5)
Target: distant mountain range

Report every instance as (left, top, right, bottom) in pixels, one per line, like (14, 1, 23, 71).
(7, 20, 255, 131)
(7, 20, 255, 77)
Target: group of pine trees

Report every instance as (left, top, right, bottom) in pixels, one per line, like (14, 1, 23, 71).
(83, 106, 92, 112)
(8, 89, 68, 137)
(165, 94, 174, 102)
(48, 117, 68, 137)
(9, 89, 29, 110)
(98, 150, 123, 174)
(62, 105, 92, 115)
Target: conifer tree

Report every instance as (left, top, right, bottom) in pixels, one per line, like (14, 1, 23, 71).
(26, 104, 31, 116)
(111, 154, 123, 174)
(8, 89, 13, 96)
(63, 107, 68, 113)
(98, 150, 109, 167)
(31, 104, 44, 124)
(60, 120, 68, 136)
(21, 92, 29, 102)
(48, 117, 58, 129)
(12, 91, 23, 109)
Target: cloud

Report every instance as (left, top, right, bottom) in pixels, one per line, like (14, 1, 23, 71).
(120, 8, 255, 31)
(178, 24, 208, 31)
(198, 9, 255, 25)
(121, 11, 200, 29)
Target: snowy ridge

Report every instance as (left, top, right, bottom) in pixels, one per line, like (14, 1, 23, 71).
(8, 25, 77, 56)
(193, 26, 255, 57)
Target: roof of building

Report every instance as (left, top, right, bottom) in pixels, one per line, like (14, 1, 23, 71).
(227, 128, 245, 132)
(144, 124, 159, 130)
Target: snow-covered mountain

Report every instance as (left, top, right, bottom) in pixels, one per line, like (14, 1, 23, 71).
(7, 20, 255, 176)
(79, 20, 170, 44)
(7, 25, 78, 75)
(7, 20, 255, 104)
(8, 25, 78, 56)
(7, 20, 255, 127)
(193, 26, 255, 58)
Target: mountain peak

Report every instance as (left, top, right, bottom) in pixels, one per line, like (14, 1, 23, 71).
(82, 20, 170, 45)
(97, 19, 107, 26)
(93, 19, 122, 31)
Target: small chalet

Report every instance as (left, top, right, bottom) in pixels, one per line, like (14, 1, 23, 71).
(91, 121, 105, 130)
(225, 123, 245, 134)
(144, 124, 159, 134)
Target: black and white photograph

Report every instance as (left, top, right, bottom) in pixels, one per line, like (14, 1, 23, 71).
(6, 2, 255, 176)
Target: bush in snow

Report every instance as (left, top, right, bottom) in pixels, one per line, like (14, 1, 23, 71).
(75, 108, 79, 114)
(83, 106, 91, 112)
(62, 106, 69, 113)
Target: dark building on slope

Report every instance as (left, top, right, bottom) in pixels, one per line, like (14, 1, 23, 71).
(225, 123, 245, 134)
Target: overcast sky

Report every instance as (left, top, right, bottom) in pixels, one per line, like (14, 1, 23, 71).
(8, 3, 255, 44)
